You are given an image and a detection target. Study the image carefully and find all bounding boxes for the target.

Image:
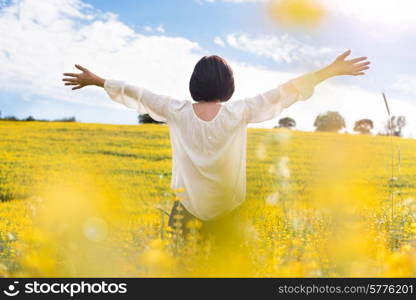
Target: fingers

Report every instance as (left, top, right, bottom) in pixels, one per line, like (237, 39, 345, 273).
(63, 72, 79, 78)
(348, 56, 368, 64)
(62, 78, 78, 83)
(350, 59, 370, 75)
(355, 61, 371, 68)
(338, 49, 351, 60)
(356, 66, 370, 72)
(62, 64, 87, 79)
(354, 64, 370, 73)
(63, 80, 83, 89)
(62, 76, 83, 89)
(75, 64, 87, 72)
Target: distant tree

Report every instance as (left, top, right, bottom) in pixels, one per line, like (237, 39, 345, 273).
(2, 116, 18, 121)
(276, 117, 296, 129)
(353, 119, 373, 135)
(25, 116, 35, 121)
(313, 111, 346, 132)
(138, 114, 164, 124)
(385, 116, 406, 137)
(53, 117, 76, 122)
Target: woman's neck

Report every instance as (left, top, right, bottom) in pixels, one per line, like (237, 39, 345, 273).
(192, 101, 223, 121)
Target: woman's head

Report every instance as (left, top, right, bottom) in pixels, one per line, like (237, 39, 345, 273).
(189, 55, 235, 102)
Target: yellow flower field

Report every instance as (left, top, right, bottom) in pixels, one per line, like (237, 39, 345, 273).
(0, 120, 416, 277)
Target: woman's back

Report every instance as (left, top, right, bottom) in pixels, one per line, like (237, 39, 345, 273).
(168, 100, 248, 221)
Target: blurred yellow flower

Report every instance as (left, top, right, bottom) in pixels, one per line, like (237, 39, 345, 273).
(268, 0, 326, 28)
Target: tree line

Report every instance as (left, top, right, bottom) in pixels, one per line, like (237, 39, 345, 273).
(1, 109, 405, 137)
(139, 112, 407, 137)
(275, 112, 406, 137)
(0, 111, 76, 123)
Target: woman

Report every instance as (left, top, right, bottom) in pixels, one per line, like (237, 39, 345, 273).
(62, 50, 370, 239)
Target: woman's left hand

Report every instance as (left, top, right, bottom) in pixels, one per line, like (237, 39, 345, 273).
(328, 50, 371, 77)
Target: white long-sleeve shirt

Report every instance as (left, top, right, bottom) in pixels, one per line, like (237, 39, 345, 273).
(104, 73, 316, 220)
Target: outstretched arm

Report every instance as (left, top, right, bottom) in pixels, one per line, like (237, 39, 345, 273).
(62, 65, 177, 123)
(241, 50, 370, 124)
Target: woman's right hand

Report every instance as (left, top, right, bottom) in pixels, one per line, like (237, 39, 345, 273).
(62, 65, 105, 90)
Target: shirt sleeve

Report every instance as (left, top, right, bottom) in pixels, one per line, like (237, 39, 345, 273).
(239, 72, 317, 124)
(104, 79, 172, 122)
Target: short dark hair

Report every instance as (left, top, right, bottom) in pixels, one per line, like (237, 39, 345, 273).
(189, 55, 235, 102)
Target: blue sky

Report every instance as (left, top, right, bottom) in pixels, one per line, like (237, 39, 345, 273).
(0, 0, 415, 135)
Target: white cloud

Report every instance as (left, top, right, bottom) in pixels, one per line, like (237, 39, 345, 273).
(143, 25, 153, 32)
(221, 33, 335, 66)
(0, 0, 202, 109)
(392, 77, 416, 96)
(141, 25, 165, 34)
(156, 25, 165, 33)
(214, 36, 225, 47)
(322, 0, 416, 36)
